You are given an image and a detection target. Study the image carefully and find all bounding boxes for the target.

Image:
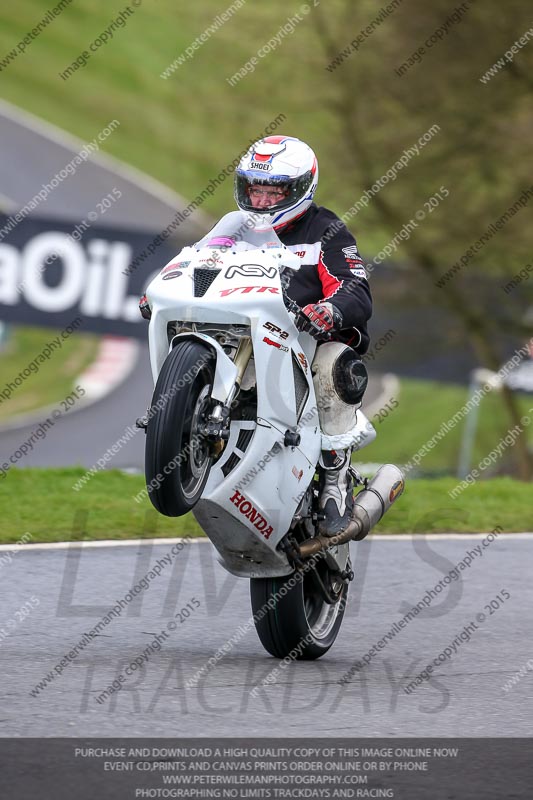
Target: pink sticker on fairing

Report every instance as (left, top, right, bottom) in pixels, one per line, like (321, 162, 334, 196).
(206, 236, 235, 248)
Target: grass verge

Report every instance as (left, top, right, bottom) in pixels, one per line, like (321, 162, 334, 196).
(364, 377, 533, 475)
(0, 469, 530, 544)
(0, 326, 99, 422)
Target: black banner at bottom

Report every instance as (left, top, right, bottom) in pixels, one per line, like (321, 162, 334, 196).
(0, 738, 531, 799)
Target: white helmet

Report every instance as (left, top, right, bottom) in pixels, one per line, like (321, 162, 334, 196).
(234, 136, 318, 230)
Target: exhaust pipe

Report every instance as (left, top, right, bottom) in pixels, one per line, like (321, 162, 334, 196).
(297, 464, 405, 559)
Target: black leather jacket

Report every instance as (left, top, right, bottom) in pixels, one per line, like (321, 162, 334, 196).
(278, 203, 372, 354)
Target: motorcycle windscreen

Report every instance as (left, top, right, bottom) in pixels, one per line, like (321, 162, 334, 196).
(195, 210, 285, 251)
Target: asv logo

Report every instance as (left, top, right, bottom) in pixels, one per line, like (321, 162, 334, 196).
(224, 263, 278, 279)
(219, 286, 280, 297)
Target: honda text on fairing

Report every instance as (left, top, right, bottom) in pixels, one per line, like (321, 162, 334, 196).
(138, 211, 405, 659)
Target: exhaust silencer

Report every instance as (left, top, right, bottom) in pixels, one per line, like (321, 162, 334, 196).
(350, 463, 405, 540)
(297, 464, 405, 559)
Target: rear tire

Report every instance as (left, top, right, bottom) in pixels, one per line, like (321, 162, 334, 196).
(250, 557, 349, 659)
(145, 341, 215, 517)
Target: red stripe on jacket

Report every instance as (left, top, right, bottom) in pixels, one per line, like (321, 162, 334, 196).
(318, 251, 342, 300)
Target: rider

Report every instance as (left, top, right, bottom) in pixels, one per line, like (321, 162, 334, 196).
(234, 135, 372, 537)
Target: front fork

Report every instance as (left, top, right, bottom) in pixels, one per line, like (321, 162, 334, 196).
(201, 336, 253, 452)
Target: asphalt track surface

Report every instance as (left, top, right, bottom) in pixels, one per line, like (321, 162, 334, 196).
(3, 534, 531, 737)
(0, 98, 209, 233)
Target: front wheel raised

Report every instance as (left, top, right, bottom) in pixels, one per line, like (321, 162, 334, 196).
(145, 341, 215, 517)
(250, 557, 349, 660)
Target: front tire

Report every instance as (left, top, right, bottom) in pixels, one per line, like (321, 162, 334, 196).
(145, 341, 215, 517)
(250, 557, 349, 659)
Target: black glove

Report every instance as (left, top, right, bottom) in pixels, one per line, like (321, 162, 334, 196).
(296, 302, 343, 340)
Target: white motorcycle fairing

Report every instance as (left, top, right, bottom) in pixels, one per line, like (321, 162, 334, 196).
(144, 212, 376, 578)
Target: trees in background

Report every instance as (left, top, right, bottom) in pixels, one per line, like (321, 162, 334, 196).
(310, 0, 533, 477)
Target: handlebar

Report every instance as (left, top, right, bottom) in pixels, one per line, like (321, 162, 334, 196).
(281, 267, 333, 342)
(282, 294, 333, 342)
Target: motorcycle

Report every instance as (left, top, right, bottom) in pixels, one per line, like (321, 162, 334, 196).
(140, 210, 404, 659)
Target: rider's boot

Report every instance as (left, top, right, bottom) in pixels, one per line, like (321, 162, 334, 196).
(318, 448, 354, 537)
